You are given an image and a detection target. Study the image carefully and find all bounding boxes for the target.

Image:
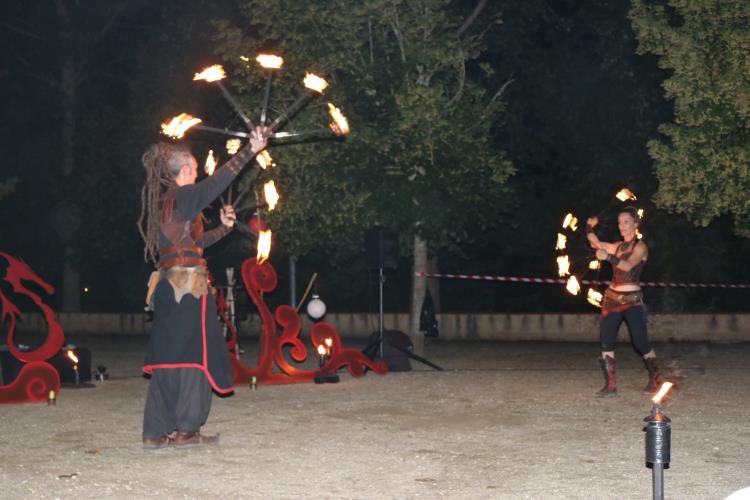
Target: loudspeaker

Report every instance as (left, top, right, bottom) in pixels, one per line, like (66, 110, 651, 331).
(365, 330, 412, 372)
(365, 226, 399, 270)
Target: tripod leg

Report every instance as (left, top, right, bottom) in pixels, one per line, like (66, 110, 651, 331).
(386, 342, 443, 371)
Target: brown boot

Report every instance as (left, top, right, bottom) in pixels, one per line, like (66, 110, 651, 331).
(142, 435, 174, 450)
(174, 430, 219, 448)
(596, 356, 618, 397)
(642, 357, 664, 393)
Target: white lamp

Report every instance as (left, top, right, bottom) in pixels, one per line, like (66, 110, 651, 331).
(306, 294, 326, 320)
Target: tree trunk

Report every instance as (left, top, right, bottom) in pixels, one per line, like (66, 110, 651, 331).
(409, 235, 428, 355)
(426, 255, 440, 313)
(56, 0, 81, 312)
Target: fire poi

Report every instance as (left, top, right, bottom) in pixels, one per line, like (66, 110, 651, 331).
(554, 188, 646, 309)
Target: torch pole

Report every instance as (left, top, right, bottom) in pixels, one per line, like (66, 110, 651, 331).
(194, 125, 251, 139)
(217, 82, 256, 131)
(644, 403, 671, 500)
(260, 72, 273, 125)
(269, 92, 314, 132)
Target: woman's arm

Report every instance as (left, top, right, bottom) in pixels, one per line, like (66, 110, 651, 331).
(586, 217, 619, 254)
(597, 241, 647, 272)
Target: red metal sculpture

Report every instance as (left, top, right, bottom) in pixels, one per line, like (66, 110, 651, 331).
(0, 253, 63, 404)
(229, 258, 388, 384)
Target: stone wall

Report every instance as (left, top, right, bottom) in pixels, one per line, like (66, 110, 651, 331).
(13, 312, 750, 342)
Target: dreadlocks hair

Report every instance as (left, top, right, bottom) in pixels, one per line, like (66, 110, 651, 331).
(137, 142, 194, 265)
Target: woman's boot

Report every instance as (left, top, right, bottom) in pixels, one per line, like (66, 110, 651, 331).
(596, 355, 618, 397)
(642, 357, 664, 393)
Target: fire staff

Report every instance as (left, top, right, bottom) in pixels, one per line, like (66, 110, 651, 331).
(586, 207, 664, 397)
(137, 127, 268, 449)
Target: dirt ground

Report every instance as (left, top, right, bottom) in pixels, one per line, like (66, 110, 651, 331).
(1, 335, 749, 500)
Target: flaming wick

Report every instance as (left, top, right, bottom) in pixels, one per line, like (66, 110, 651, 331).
(257, 54, 284, 125)
(194, 64, 256, 130)
(269, 73, 328, 132)
(652, 381, 674, 404)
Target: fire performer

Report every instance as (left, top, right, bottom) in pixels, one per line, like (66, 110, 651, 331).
(137, 127, 268, 449)
(586, 207, 663, 397)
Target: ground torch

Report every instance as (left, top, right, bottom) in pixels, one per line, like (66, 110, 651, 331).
(643, 381, 674, 500)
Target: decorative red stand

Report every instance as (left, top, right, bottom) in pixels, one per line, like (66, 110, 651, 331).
(227, 258, 388, 384)
(0, 253, 63, 404)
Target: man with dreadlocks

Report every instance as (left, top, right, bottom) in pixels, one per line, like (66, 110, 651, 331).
(137, 127, 268, 449)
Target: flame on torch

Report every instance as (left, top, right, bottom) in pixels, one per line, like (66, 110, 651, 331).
(327, 103, 350, 136)
(562, 213, 578, 231)
(586, 288, 603, 308)
(555, 233, 567, 251)
(566, 275, 581, 295)
(66, 349, 79, 364)
(226, 139, 241, 155)
(257, 54, 284, 69)
(160, 113, 202, 139)
(652, 381, 674, 404)
(193, 64, 226, 82)
(556, 255, 570, 277)
(256, 150, 274, 169)
(257, 229, 272, 264)
(636, 228, 643, 240)
(589, 260, 601, 270)
(264, 180, 279, 210)
(325, 337, 333, 348)
(303, 73, 328, 93)
(204, 149, 217, 176)
(615, 188, 637, 202)
(317, 344, 327, 356)
(637, 208, 645, 219)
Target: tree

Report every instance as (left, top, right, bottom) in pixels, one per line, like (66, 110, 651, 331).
(630, 0, 750, 236)
(212, 0, 514, 350)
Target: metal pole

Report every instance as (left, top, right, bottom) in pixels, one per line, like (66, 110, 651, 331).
(379, 266, 384, 361)
(289, 257, 297, 309)
(652, 463, 663, 500)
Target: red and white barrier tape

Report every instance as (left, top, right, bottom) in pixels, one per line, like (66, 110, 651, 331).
(415, 272, 750, 289)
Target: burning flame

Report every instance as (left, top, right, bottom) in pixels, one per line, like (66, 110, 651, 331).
(160, 113, 202, 139)
(303, 73, 328, 93)
(615, 188, 637, 202)
(257, 54, 284, 69)
(324, 338, 333, 348)
(556, 255, 570, 277)
(555, 233, 567, 251)
(66, 349, 79, 364)
(264, 180, 279, 210)
(566, 275, 581, 295)
(636, 228, 643, 240)
(257, 229, 272, 264)
(327, 103, 350, 135)
(562, 213, 578, 231)
(317, 344, 327, 356)
(226, 139, 241, 155)
(240, 55, 250, 62)
(256, 150, 274, 169)
(652, 381, 674, 404)
(204, 149, 217, 176)
(637, 208, 645, 219)
(589, 260, 601, 270)
(586, 288, 603, 308)
(193, 64, 226, 82)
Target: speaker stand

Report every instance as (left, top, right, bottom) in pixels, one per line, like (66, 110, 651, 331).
(362, 267, 443, 371)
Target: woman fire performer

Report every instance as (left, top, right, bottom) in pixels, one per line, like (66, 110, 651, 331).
(137, 127, 268, 449)
(586, 207, 663, 397)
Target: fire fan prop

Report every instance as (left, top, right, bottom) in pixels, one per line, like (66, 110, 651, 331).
(555, 188, 645, 308)
(0, 253, 64, 404)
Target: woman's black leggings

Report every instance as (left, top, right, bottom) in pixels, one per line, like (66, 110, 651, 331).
(599, 305, 652, 354)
